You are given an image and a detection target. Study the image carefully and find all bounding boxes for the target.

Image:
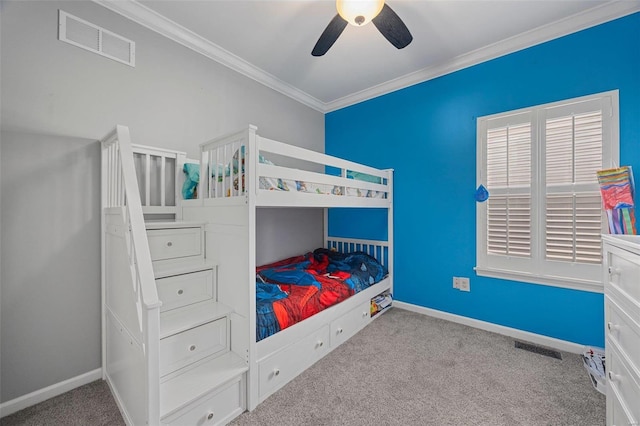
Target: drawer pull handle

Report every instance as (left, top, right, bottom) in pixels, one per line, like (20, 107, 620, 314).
(317, 340, 324, 347)
(274, 368, 280, 376)
(607, 322, 620, 332)
(337, 327, 343, 334)
(189, 345, 196, 352)
(362, 312, 368, 318)
(177, 289, 184, 295)
(207, 412, 214, 421)
(608, 266, 620, 276)
(167, 241, 173, 247)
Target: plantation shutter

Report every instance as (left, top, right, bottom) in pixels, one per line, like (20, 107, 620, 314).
(477, 91, 616, 290)
(486, 120, 531, 257)
(544, 107, 604, 264)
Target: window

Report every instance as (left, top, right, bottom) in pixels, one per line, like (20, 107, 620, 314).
(476, 91, 619, 292)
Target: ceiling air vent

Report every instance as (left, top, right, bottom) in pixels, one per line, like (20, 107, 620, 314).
(58, 10, 135, 67)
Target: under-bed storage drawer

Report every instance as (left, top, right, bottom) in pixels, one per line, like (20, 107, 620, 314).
(258, 325, 330, 399)
(160, 318, 227, 377)
(157, 269, 214, 313)
(147, 227, 201, 261)
(330, 301, 371, 347)
(162, 374, 245, 426)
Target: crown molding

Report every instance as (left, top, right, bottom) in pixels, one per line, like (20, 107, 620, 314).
(92, 0, 326, 112)
(324, 0, 640, 112)
(93, 0, 638, 114)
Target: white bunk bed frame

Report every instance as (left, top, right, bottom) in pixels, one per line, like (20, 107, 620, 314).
(185, 125, 394, 410)
(101, 124, 393, 424)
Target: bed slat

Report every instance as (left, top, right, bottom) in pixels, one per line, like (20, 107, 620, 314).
(145, 154, 151, 207)
(160, 156, 166, 207)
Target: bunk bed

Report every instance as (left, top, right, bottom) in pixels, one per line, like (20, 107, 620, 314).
(101, 125, 393, 425)
(182, 125, 393, 409)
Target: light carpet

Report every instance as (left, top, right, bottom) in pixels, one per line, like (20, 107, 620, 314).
(232, 308, 605, 426)
(1, 308, 605, 425)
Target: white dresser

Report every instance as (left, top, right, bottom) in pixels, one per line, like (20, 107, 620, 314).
(602, 234, 640, 426)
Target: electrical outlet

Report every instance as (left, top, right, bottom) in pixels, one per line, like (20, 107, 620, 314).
(453, 277, 470, 291)
(458, 277, 470, 292)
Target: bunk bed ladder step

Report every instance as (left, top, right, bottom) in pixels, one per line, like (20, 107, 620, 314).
(145, 220, 248, 424)
(102, 126, 247, 426)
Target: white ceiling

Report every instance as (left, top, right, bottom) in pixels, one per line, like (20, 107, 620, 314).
(96, 0, 640, 112)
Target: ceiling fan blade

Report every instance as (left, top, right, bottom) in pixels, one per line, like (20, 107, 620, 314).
(372, 4, 413, 49)
(312, 14, 348, 56)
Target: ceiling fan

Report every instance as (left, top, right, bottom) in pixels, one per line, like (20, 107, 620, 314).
(312, 0, 413, 57)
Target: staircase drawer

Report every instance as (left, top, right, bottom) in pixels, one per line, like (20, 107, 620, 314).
(258, 325, 330, 399)
(148, 228, 201, 261)
(157, 270, 214, 312)
(160, 318, 227, 377)
(162, 375, 245, 426)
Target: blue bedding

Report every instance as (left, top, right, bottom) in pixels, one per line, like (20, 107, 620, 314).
(255, 248, 388, 342)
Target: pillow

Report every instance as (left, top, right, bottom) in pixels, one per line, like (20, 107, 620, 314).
(347, 170, 382, 184)
(181, 163, 200, 199)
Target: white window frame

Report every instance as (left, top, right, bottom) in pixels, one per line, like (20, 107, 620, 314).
(476, 90, 619, 293)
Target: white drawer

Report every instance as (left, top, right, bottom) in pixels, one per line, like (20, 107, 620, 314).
(160, 318, 227, 377)
(330, 301, 370, 347)
(163, 375, 245, 426)
(606, 296, 640, 377)
(607, 382, 635, 426)
(608, 248, 640, 308)
(148, 228, 201, 261)
(258, 325, 330, 399)
(608, 344, 640, 423)
(157, 270, 214, 313)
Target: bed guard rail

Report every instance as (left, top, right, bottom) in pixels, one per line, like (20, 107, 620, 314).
(131, 143, 187, 218)
(326, 237, 391, 270)
(198, 125, 392, 202)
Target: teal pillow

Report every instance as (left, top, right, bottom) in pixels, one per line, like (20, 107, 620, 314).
(182, 163, 200, 199)
(347, 170, 382, 184)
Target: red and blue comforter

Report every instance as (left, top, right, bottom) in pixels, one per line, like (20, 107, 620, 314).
(256, 248, 387, 342)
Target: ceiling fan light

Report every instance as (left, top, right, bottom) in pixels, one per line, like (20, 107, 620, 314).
(336, 0, 384, 27)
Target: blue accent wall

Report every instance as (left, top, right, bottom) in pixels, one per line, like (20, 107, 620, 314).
(326, 13, 640, 347)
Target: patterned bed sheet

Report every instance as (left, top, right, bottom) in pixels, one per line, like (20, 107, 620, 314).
(256, 248, 388, 342)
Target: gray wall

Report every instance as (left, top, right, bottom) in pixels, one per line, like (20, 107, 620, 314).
(0, 1, 324, 403)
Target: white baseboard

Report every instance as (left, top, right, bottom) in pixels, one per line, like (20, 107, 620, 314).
(0, 368, 103, 418)
(394, 301, 586, 354)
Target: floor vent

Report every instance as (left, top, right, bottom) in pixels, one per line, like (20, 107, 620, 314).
(514, 341, 563, 360)
(58, 10, 135, 67)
